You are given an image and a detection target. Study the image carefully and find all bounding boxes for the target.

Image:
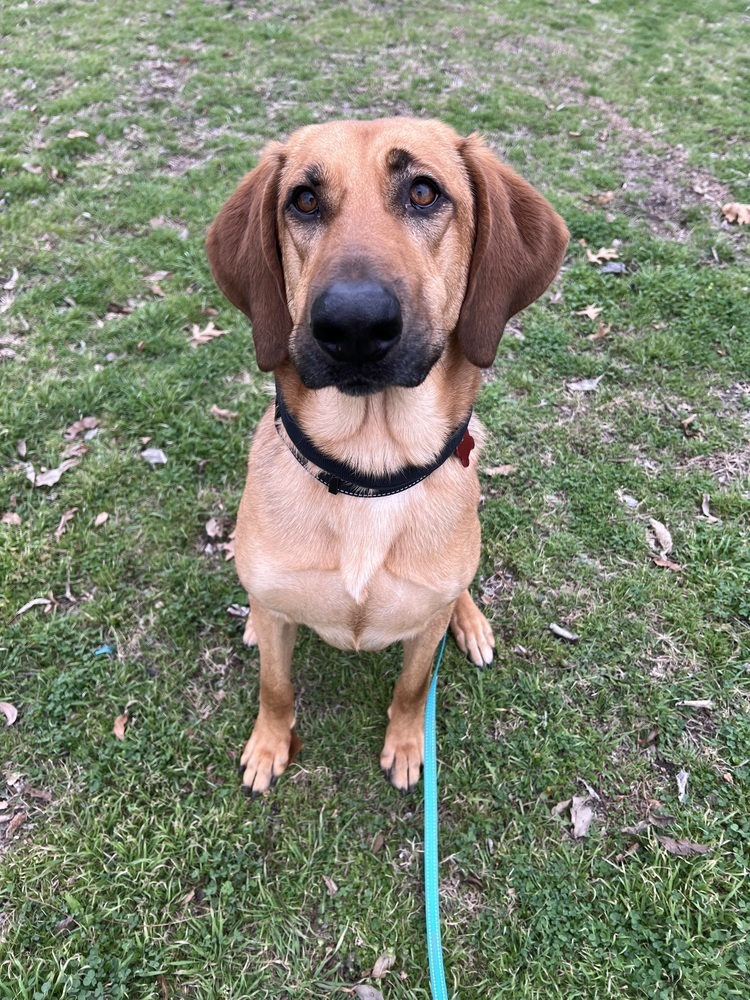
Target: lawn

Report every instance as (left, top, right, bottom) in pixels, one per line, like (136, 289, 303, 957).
(1, 0, 749, 997)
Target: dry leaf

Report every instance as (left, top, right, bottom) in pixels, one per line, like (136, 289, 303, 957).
(25, 786, 53, 802)
(353, 988, 384, 1000)
(0, 702, 18, 726)
(2, 512, 22, 526)
(680, 413, 699, 437)
(650, 555, 683, 571)
(12, 597, 52, 619)
(323, 875, 338, 897)
(67, 129, 90, 139)
(3, 268, 19, 290)
(64, 416, 99, 441)
(205, 516, 227, 539)
(34, 458, 80, 488)
(54, 507, 78, 541)
(189, 322, 230, 347)
(551, 799, 571, 817)
(721, 202, 750, 225)
(22, 162, 42, 174)
(588, 321, 610, 341)
(586, 246, 619, 264)
(5, 811, 26, 839)
(549, 623, 580, 642)
(657, 835, 709, 857)
(113, 710, 130, 740)
(678, 699, 714, 710)
(54, 915, 77, 936)
(141, 447, 167, 465)
(371, 953, 395, 979)
(567, 375, 604, 392)
(145, 271, 170, 283)
(371, 831, 386, 853)
(676, 770, 689, 804)
(94, 512, 109, 527)
(615, 842, 641, 863)
(575, 305, 604, 320)
(210, 405, 239, 422)
(594, 191, 614, 206)
(227, 604, 249, 618)
(61, 442, 88, 461)
(648, 518, 673, 555)
(571, 796, 594, 838)
(17, 439, 26, 457)
(484, 464, 516, 476)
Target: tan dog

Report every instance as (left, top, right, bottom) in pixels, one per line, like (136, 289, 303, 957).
(207, 118, 568, 795)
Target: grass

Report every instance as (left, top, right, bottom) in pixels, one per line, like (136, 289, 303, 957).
(1, 0, 749, 997)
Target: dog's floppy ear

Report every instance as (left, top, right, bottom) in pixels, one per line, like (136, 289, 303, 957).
(456, 135, 569, 368)
(206, 143, 292, 371)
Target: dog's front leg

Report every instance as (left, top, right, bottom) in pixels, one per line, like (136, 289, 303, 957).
(380, 603, 455, 793)
(239, 603, 298, 797)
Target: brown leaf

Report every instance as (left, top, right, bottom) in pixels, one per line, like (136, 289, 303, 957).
(105, 302, 134, 315)
(680, 413, 699, 437)
(484, 464, 516, 476)
(5, 811, 27, 839)
(371, 953, 395, 979)
(66, 129, 89, 139)
(571, 796, 594, 838)
(94, 512, 109, 527)
(678, 699, 714, 710)
(721, 202, 750, 225)
(650, 555, 683, 571)
(615, 842, 641, 863)
(113, 708, 131, 740)
(61, 441, 88, 461)
(587, 321, 611, 341)
(22, 162, 42, 174)
(64, 416, 100, 440)
(210, 405, 239, 423)
(2, 512, 21, 526)
(34, 458, 80, 488)
(371, 831, 386, 853)
(189, 322, 230, 347)
(54, 507, 78, 541)
(25, 786, 53, 802)
(594, 190, 615, 206)
(148, 284, 164, 297)
(657, 836, 710, 857)
(575, 304, 604, 320)
(323, 875, 339, 897)
(0, 702, 18, 726)
(16, 439, 26, 457)
(3, 268, 19, 291)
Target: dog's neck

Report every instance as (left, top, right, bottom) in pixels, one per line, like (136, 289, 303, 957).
(275, 341, 482, 476)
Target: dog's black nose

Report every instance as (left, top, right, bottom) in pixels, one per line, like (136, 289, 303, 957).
(311, 280, 402, 364)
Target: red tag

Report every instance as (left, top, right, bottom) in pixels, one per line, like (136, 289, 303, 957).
(454, 429, 475, 468)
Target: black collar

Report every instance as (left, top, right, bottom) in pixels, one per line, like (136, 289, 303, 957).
(274, 388, 474, 497)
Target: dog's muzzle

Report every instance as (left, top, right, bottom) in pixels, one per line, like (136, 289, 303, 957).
(311, 280, 402, 365)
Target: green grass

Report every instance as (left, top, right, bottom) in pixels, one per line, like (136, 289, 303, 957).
(1, 0, 749, 997)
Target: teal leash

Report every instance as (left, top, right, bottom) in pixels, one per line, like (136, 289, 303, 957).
(424, 631, 450, 1000)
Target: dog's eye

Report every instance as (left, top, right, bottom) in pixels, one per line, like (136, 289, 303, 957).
(293, 187, 319, 215)
(409, 179, 440, 209)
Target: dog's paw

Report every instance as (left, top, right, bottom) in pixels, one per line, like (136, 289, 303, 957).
(242, 612, 257, 647)
(380, 725, 423, 793)
(239, 726, 292, 797)
(451, 591, 495, 666)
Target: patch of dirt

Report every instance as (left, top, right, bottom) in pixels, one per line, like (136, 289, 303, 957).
(583, 97, 735, 241)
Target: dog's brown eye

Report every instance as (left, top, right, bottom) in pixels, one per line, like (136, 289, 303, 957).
(294, 188, 318, 215)
(409, 179, 439, 209)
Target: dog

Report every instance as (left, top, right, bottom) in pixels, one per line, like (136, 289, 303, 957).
(206, 118, 568, 796)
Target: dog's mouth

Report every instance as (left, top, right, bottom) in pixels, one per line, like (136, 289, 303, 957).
(291, 279, 442, 395)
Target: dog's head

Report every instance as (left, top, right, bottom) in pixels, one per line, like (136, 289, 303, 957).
(207, 118, 568, 395)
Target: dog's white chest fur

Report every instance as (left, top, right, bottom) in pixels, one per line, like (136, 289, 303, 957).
(336, 493, 407, 604)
